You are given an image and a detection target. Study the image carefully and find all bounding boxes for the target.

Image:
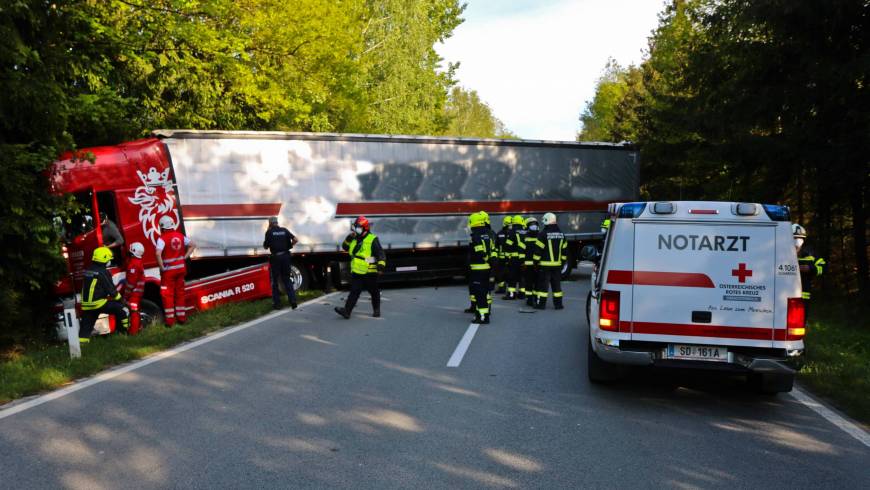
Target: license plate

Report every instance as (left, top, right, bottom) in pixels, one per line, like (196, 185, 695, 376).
(666, 344, 727, 362)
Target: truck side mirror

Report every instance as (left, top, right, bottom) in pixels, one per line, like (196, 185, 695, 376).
(580, 244, 600, 263)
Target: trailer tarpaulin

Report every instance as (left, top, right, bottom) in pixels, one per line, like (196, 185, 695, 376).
(160, 131, 638, 257)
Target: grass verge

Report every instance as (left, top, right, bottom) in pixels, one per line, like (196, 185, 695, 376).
(0, 290, 322, 405)
(798, 296, 870, 427)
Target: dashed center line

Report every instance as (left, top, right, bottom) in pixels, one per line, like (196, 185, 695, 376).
(447, 323, 479, 367)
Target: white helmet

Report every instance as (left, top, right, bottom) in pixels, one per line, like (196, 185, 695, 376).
(129, 242, 145, 258)
(792, 223, 807, 238)
(542, 212, 557, 226)
(159, 216, 175, 230)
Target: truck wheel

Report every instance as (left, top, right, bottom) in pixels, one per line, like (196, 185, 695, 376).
(749, 373, 794, 394)
(588, 335, 619, 384)
(139, 299, 164, 329)
(561, 259, 574, 280)
(289, 262, 310, 291)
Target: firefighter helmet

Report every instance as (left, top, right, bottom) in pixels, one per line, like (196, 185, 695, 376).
(513, 215, 525, 228)
(353, 216, 370, 232)
(129, 242, 145, 258)
(792, 223, 807, 238)
(479, 210, 490, 225)
(468, 212, 486, 228)
(525, 216, 539, 230)
(543, 212, 557, 225)
(92, 246, 113, 264)
(159, 215, 175, 230)
(502, 215, 512, 226)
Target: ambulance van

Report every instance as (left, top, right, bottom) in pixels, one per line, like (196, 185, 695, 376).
(584, 201, 805, 393)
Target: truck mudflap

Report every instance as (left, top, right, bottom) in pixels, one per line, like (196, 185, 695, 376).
(185, 263, 272, 312)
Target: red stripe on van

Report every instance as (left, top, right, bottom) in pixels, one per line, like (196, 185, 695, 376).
(335, 200, 609, 217)
(626, 321, 775, 340)
(607, 270, 715, 288)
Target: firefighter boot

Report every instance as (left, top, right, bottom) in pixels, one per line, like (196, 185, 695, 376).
(481, 313, 490, 325)
(373, 308, 381, 318)
(334, 306, 351, 319)
(554, 297, 564, 310)
(535, 296, 546, 310)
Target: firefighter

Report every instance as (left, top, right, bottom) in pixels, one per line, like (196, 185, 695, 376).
(156, 215, 195, 326)
(793, 224, 826, 300)
(494, 215, 511, 294)
(600, 217, 611, 234)
(123, 242, 146, 335)
(523, 216, 542, 307)
(535, 212, 567, 310)
(513, 215, 529, 299)
(502, 215, 525, 300)
(263, 216, 299, 310)
(335, 216, 386, 319)
(467, 212, 496, 324)
(480, 210, 495, 310)
(79, 246, 129, 342)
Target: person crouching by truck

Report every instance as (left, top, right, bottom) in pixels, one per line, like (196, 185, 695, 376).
(264, 216, 299, 310)
(79, 246, 129, 343)
(156, 216, 195, 326)
(335, 216, 386, 319)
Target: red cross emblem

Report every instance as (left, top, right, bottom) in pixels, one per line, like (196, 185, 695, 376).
(731, 263, 752, 283)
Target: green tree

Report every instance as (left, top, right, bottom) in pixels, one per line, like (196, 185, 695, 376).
(441, 87, 516, 138)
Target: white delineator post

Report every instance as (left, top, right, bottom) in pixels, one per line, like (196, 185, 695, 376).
(63, 298, 81, 359)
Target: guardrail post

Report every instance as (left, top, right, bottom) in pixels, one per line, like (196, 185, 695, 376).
(63, 298, 81, 359)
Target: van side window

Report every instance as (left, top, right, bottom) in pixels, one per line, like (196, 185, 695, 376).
(595, 220, 615, 290)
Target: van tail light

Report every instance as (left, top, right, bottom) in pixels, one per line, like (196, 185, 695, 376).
(786, 297, 806, 340)
(599, 290, 620, 331)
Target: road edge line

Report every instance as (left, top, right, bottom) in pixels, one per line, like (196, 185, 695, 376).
(0, 291, 341, 421)
(789, 385, 870, 448)
(447, 323, 479, 368)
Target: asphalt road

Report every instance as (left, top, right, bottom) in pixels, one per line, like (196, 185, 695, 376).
(1, 275, 868, 489)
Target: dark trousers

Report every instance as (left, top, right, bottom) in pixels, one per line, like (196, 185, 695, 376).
(345, 272, 380, 312)
(494, 259, 506, 289)
(536, 266, 563, 307)
(506, 258, 521, 294)
(523, 264, 537, 297)
(270, 253, 297, 306)
(469, 269, 491, 318)
(79, 301, 129, 339)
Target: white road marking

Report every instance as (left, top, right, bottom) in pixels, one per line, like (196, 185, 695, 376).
(447, 323, 479, 368)
(789, 386, 870, 448)
(0, 292, 340, 421)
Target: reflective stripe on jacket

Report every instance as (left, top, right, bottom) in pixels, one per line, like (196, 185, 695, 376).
(537, 225, 567, 267)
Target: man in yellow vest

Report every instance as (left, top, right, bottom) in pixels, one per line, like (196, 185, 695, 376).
(335, 216, 387, 319)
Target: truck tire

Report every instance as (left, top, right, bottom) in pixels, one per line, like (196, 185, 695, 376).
(139, 299, 163, 329)
(587, 335, 619, 384)
(289, 262, 310, 291)
(561, 260, 574, 280)
(749, 373, 794, 394)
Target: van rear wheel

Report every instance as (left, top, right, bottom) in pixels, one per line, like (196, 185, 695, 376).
(588, 336, 619, 384)
(139, 299, 163, 329)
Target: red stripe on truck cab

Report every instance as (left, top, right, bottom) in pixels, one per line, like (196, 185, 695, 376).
(607, 270, 715, 288)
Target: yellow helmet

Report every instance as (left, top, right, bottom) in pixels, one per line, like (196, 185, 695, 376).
(513, 215, 525, 227)
(502, 215, 512, 226)
(479, 210, 490, 225)
(468, 212, 485, 228)
(92, 246, 113, 264)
